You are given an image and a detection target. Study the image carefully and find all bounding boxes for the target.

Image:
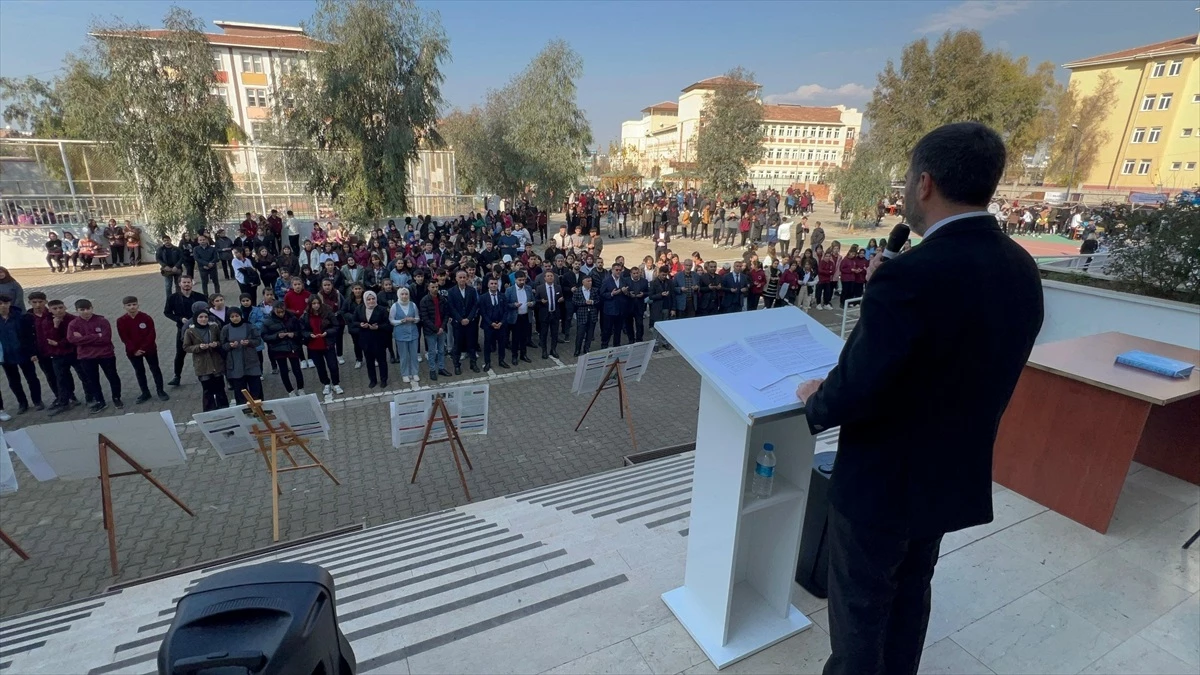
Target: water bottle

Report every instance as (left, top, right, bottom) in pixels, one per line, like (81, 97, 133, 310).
(752, 443, 776, 498)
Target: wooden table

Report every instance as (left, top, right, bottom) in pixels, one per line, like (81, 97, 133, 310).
(993, 332, 1200, 533)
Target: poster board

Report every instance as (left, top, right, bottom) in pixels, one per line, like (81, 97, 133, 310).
(571, 340, 656, 394)
(6, 411, 187, 481)
(194, 393, 330, 458)
(391, 384, 490, 448)
(0, 428, 16, 495)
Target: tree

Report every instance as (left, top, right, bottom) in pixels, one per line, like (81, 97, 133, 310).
(0, 76, 71, 138)
(54, 8, 237, 234)
(1042, 73, 1119, 186)
(275, 0, 449, 227)
(826, 139, 891, 223)
(1095, 201, 1200, 302)
(695, 67, 763, 199)
(866, 31, 1055, 176)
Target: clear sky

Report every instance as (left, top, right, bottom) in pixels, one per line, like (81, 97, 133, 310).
(1, 0, 1197, 147)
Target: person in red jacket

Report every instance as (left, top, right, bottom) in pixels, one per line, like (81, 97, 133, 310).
(815, 250, 838, 310)
(67, 298, 122, 414)
(116, 295, 170, 404)
(747, 260, 767, 311)
(839, 246, 859, 303)
(43, 299, 81, 415)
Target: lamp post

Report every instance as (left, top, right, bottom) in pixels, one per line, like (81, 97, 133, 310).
(1067, 124, 1082, 203)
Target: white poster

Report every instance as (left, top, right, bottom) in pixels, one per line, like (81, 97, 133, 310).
(390, 384, 490, 448)
(194, 394, 331, 459)
(0, 428, 17, 495)
(571, 340, 656, 394)
(7, 411, 187, 481)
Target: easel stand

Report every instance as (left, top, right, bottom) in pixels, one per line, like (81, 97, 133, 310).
(575, 359, 638, 450)
(1, 528, 29, 560)
(97, 433, 195, 575)
(410, 396, 474, 501)
(242, 391, 340, 542)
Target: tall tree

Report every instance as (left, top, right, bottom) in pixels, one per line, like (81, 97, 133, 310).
(0, 76, 71, 138)
(866, 31, 1055, 175)
(277, 0, 448, 227)
(1042, 73, 1119, 186)
(695, 67, 763, 199)
(826, 139, 891, 222)
(58, 8, 236, 234)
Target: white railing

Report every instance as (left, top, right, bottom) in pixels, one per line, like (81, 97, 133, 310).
(1033, 253, 1113, 279)
(840, 296, 862, 338)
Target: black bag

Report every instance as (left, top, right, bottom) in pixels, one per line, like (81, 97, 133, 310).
(241, 265, 261, 286)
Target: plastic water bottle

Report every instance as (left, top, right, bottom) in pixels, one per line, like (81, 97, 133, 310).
(752, 443, 776, 498)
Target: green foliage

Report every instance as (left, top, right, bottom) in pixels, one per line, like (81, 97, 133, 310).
(440, 40, 592, 210)
(1042, 73, 1119, 186)
(0, 76, 71, 138)
(1095, 201, 1200, 303)
(273, 0, 449, 228)
(866, 31, 1055, 176)
(695, 67, 763, 200)
(826, 139, 891, 222)
(60, 7, 235, 235)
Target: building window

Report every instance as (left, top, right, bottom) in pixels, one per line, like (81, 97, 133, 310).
(1187, 162, 1198, 171)
(1148, 127, 1161, 143)
(246, 88, 268, 108)
(1131, 128, 1146, 143)
(1121, 159, 1135, 174)
(1151, 62, 1166, 78)
(1168, 60, 1182, 76)
(280, 55, 299, 77)
(1171, 162, 1182, 171)
(1137, 160, 1151, 175)
(1158, 94, 1173, 110)
(1141, 95, 1156, 111)
(847, 128, 856, 141)
(209, 86, 226, 103)
(806, 149, 814, 160)
(818, 127, 826, 139)
(1194, 94, 1200, 103)
(240, 53, 264, 74)
(832, 128, 840, 139)
(212, 53, 223, 72)
(1183, 128, 1194, 137)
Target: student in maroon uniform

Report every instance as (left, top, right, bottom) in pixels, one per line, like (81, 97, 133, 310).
(116, 295, 170, 404)
(67, 298, 122, 414)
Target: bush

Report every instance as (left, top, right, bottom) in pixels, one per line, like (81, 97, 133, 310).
(1094, 201, 1200, 303)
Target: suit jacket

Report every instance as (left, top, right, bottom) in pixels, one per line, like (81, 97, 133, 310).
(626, 278, 649, 315)
(600, 275, 629, 316)
(720, 272, 749, 311)
(672, 271, 698, 312)
(572, 287, 599, 322)
(503, 284, 535, 325)
(805, 215, 1044, 537)
(648, 278, 675, 316)
(479, 290, 506, 328)
(446, 285, 479, 324)
(534, 282, 564, 322)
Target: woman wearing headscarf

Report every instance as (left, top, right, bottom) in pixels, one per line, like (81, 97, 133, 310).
(220, 306, 263, 403)
(353, 289, 390, 389)
(389, 286, 420, 384)
(182, 303, 228, 411)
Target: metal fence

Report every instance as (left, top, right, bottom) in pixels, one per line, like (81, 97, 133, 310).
(0, 138, 479, 227)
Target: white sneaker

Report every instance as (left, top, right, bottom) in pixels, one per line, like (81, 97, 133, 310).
(354, 360, 362, 369)
(300, 360, 310, 369)
(296, 388, 306, 396)
(402, 375, 411, 383)
(322, 384, 331, 395)
(0, 410, 10, 422)
(417, 353, 422, 362)
(287, 390, 298, 397)
(337, 356, 345, 365)
(333, 385, 344, 395)
(412, 375, 420, 383)
(306, 359, 315, 368)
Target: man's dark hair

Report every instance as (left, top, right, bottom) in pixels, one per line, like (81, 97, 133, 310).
(909, 122, 1006, 207)
(28, 291, 47, 301)
(48, 299, 64, 307)
(74, 298, 93, 310)
(515, 271, 527, 279)
(122, 296, 138, 304)
(0, 294, 11, 304)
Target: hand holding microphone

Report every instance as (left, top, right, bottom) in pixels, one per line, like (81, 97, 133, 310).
(866, 222, 910, 282)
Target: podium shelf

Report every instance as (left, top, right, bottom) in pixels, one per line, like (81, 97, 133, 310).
(741, 476, 803, 515)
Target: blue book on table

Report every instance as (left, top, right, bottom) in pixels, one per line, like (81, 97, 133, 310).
(1114, 350, 1195, 379)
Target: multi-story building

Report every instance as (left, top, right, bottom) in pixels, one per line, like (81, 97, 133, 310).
(619, 76, 862, 190)
(1063, 34, 1200, 192)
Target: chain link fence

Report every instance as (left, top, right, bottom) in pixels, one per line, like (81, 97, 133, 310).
(0, 138, 479, 227)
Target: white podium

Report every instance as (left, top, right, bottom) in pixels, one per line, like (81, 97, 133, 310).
(656, 305, 844, 669)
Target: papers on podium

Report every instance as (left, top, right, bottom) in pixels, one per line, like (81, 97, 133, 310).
(571, 340, 656, 394)
(695, 324, 839, 413)
(6, 411, 187, 481)
(391, 384, 490, 447)
(194, 394, 330, 458)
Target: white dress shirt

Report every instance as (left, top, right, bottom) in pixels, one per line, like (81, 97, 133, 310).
(515, 286, 529, 314)
(922, 210, 994, 239)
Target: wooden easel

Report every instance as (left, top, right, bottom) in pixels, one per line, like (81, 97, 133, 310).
(410, 396, 474, 501)
(0, 528, 29, 560)
(242, 391, 340, 542)
(97, 434, 195, 576)
(574, 359, 638, 450)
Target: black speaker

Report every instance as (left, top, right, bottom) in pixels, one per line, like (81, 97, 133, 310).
(158, 561, 355, 675)
(795, 451, 836, 598)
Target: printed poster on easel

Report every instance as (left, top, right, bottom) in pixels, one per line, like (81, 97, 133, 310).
(570, 340, 656, 394)
(0, 428, 16, 496)
(390, 384, 490, 448)
(193, 393, 331, 458)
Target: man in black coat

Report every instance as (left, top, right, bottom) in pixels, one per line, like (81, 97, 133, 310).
(534, 270, 563, 359)
(445, 269, 480, 374)
(479, 277, 508, 370)
(796, 122, 1044, 675)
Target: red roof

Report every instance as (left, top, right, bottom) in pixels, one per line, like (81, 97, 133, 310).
(641, 101, 679, 114)
(682, 76, 760, 93)
(100, 29, 324, 52)
(1064, 34, 1198, 68)
(761, 104, 843, 124)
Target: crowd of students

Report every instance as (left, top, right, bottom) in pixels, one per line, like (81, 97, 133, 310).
(38, 218, 146, 272)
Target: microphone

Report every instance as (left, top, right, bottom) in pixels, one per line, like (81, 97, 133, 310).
(881, 223, 910, 260)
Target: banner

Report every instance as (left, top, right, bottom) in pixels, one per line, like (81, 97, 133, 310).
(391, 384, 490, 448)
(571, 340, 656, 394)
(194, 393, 330, 458)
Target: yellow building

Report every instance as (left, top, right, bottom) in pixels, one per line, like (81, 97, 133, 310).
(1064, 34, 1200, 192)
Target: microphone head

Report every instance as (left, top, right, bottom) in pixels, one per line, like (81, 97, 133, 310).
(882, 223, 910, 260)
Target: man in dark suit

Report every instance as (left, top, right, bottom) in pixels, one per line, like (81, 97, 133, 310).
(446, 270, 480, 375)
(504, 271, 535, 363)
(572, 275, 599, 356)
(625, 266, 649, 343)
(479, 277, 508, 370)
(535, 270, 563, 359)
(599, 262, 630, 349)
(796, 122, 1044, 675)
(720, 261, 749, 313)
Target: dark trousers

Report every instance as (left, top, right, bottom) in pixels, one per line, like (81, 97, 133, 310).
(452, 323, 478, 366)
(199, 375, 229, 412)
(272, 355, 304, 392)
(36, 357, 59, 402)
(309, 348, 340, 386)
(483, 325, 507, 366)
(510, 319, 532, 359)
(816, 282, 835, 306)
(220, 258, 234, 280)
(49, 355, 78, 404)
(79, 356, 121, 403)
(560, 302, 572, 336)
(129, 352, 165, 395)
(539, 314, 559, 355)
(823, 506, 943, 675)
(289, 234, 301, 254)
(228, 376, 263, 404)
(174, 332, 188, 379)
(363, 343, 388, 386)
(600, 313, 624, 348)
(199, 267, 220, 296)
(628, 311, 644, 343)
(1, 361, 42, 407)
(575, 314, 596, 353)
(111, 244, 125, 265)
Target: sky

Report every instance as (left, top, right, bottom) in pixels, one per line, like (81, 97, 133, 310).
(1, 0, 1198, 147)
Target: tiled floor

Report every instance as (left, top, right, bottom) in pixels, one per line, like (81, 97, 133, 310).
(1, 457, 1196, 675)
